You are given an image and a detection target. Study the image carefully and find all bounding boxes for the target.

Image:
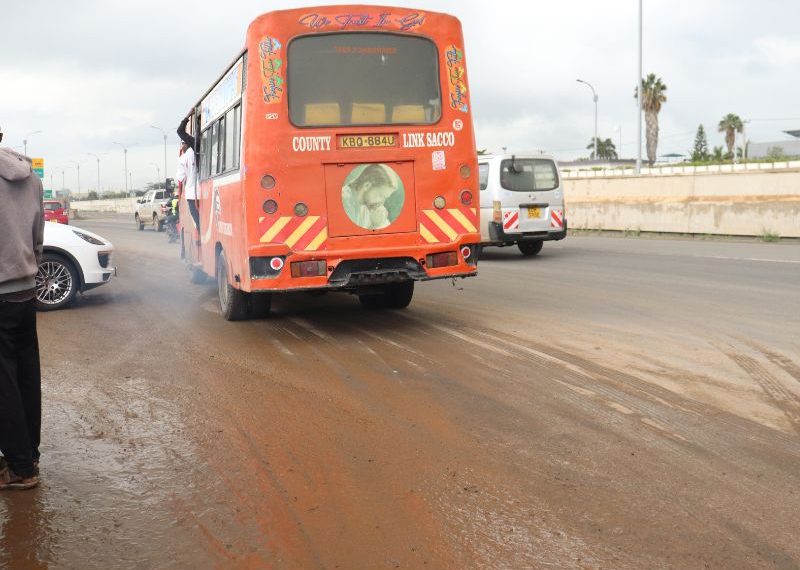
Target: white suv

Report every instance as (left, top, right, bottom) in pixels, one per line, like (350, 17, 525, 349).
(37, 222, 116, 310)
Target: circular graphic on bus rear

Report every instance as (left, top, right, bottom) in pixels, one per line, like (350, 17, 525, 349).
(341, 163, 404, 230)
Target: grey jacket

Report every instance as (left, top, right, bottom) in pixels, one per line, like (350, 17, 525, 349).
(0, 148, 44, 295)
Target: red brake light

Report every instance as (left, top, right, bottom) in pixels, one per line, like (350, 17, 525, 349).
(290, 260, 326, 277)
(460, 190, 473, 205)
(426, 251, 458, 268)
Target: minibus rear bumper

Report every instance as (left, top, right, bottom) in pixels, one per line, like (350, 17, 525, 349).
(246, 242, 479, 292)
(486, 221, 567, 244)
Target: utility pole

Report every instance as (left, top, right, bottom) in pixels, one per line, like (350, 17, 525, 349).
(636, 0, 643, 174)
(576, 79, 598, 160)
(87, 153, 101, 195)
(150, 125, 168, 191)
(150, 162, 161, 186)
(112, 142, 129, 195)
(68, 160, 81, 196)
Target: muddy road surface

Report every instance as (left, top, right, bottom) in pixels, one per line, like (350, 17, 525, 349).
(1, 215, 799, 569)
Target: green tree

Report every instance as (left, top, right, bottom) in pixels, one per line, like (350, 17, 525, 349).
(87, 190, 99, 200)
(691, 124, 709, 161)
(634, 73, 668, 165)
(711, 146, 724, 162)
(717, 113, 743, 158)
(586, 137, 618, 160)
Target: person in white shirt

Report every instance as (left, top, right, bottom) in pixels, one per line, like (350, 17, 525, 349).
(176, 111, 199, 232)
(176, 140, 199, 231)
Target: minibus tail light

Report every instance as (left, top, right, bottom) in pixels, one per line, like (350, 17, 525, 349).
(294, 202, 308, 217)
(291, 260, 327, 278)
(459, 164, 471, 179)
(433, 196, 446, 209)
(261, 175, 276, 189)
(460, 190, 473, 205)
(263, 199, 278, 214)
(426, 251, 458, 268)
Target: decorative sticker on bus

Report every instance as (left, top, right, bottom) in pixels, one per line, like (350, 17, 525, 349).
(342, 164, 405, 230)
(419, 208, 478, 244)
(298, 12, 426, 32)
(445, 45, 468, 113)
(259, 37, 284, 104)
(432, 150, 446, 171)
(292, 136, 332, 152)
(201, 57, 243, 129)
(258, 215, 328, 252)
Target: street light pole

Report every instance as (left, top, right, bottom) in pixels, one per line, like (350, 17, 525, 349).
(112, 141, 129, 195)
(23, 130, 42, 156)
(636, 0, 643, 174)
(576, 79, 598, 160)
(149, 162, 161, 185)
(150, 125, 168, 191)
(68, 160, 81, 196)
(87, 153, 101, 195)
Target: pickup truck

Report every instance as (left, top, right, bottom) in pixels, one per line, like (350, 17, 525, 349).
(134, 190, 170, 231)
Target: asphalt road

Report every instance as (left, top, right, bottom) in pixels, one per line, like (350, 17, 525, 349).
(1, 214, 799, 569)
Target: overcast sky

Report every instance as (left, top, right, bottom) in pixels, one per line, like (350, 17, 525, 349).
(1, 0, 799, 193)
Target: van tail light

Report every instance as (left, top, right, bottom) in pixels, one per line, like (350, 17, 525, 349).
(426, 251, 458, 268)
(492, 200, 502, 222)
(291, 260, 326, 278)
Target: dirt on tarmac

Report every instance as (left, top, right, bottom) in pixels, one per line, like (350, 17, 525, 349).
(1, 214, 799, 569)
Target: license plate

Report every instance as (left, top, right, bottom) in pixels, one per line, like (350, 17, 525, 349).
(527, 207, 541, 219)
(338, 134, 396, 149)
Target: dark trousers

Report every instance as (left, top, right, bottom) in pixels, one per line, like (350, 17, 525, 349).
(0, 299, 41, 478)
(188, 199, 200, 232)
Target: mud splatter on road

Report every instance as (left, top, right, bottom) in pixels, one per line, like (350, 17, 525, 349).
(2, 215, 798, 568)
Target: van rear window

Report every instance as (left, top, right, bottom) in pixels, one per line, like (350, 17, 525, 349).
(499, 159, 558, 192)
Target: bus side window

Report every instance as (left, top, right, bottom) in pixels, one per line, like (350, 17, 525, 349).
(479, 163, 489, 191)
(232, 104, 241, 169)
(210, 121, 219, 176)
(224, 107, 236, 172)
(200, 129, 210, 179)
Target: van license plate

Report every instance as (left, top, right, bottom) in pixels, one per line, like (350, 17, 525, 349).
(527, 207, 541, 218)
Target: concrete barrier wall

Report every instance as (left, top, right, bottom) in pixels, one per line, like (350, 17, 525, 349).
(71, 197, 138, 214)
(564, 169, 800, 237)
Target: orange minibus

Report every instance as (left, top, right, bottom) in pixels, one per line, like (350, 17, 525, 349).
(182, 6, 480, 320)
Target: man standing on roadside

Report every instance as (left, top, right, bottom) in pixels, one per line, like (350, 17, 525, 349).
(0, 126, 44, 490)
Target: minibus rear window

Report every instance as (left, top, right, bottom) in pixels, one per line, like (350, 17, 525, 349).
(499, 159, 559, 192)
(288, 33, 441, 127)
(479, 163, 489, 190)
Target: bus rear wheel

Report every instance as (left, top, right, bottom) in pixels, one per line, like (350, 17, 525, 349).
(359, 281, 414, 310)
(216, 250, 251, 321)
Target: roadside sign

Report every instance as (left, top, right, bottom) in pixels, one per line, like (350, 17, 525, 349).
(32, 157, 44, 179)
(44, 189, 53, 199)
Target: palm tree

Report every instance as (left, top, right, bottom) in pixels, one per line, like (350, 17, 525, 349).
(586, 137, 618, 160)
(717, 113, 743, 158)
(634, 73, 667, 165)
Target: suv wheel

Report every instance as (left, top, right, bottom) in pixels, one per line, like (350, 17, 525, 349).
(35, 253, 79, 311)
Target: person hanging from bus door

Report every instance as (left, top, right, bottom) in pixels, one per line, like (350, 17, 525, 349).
(176, 111, 199, 237)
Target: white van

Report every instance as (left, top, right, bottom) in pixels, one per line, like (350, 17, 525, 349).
(478, 153, 566, 256)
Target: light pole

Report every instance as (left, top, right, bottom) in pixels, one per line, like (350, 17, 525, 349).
(616, 125, 622, 158)
(68, 160, 81, 196)
(23, 130, 42, 156)
(636, 0, 643, 173)
(576, 79, 598, 161)
(149, 162, 161, 186)
(87, 153, 101, 195)
(112, 141, 129, 195)
(150, 125, 168, 191)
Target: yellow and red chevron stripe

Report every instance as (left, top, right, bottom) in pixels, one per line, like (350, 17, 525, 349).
(419, 207, 478, 244)
(258, 215, 328, 251)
